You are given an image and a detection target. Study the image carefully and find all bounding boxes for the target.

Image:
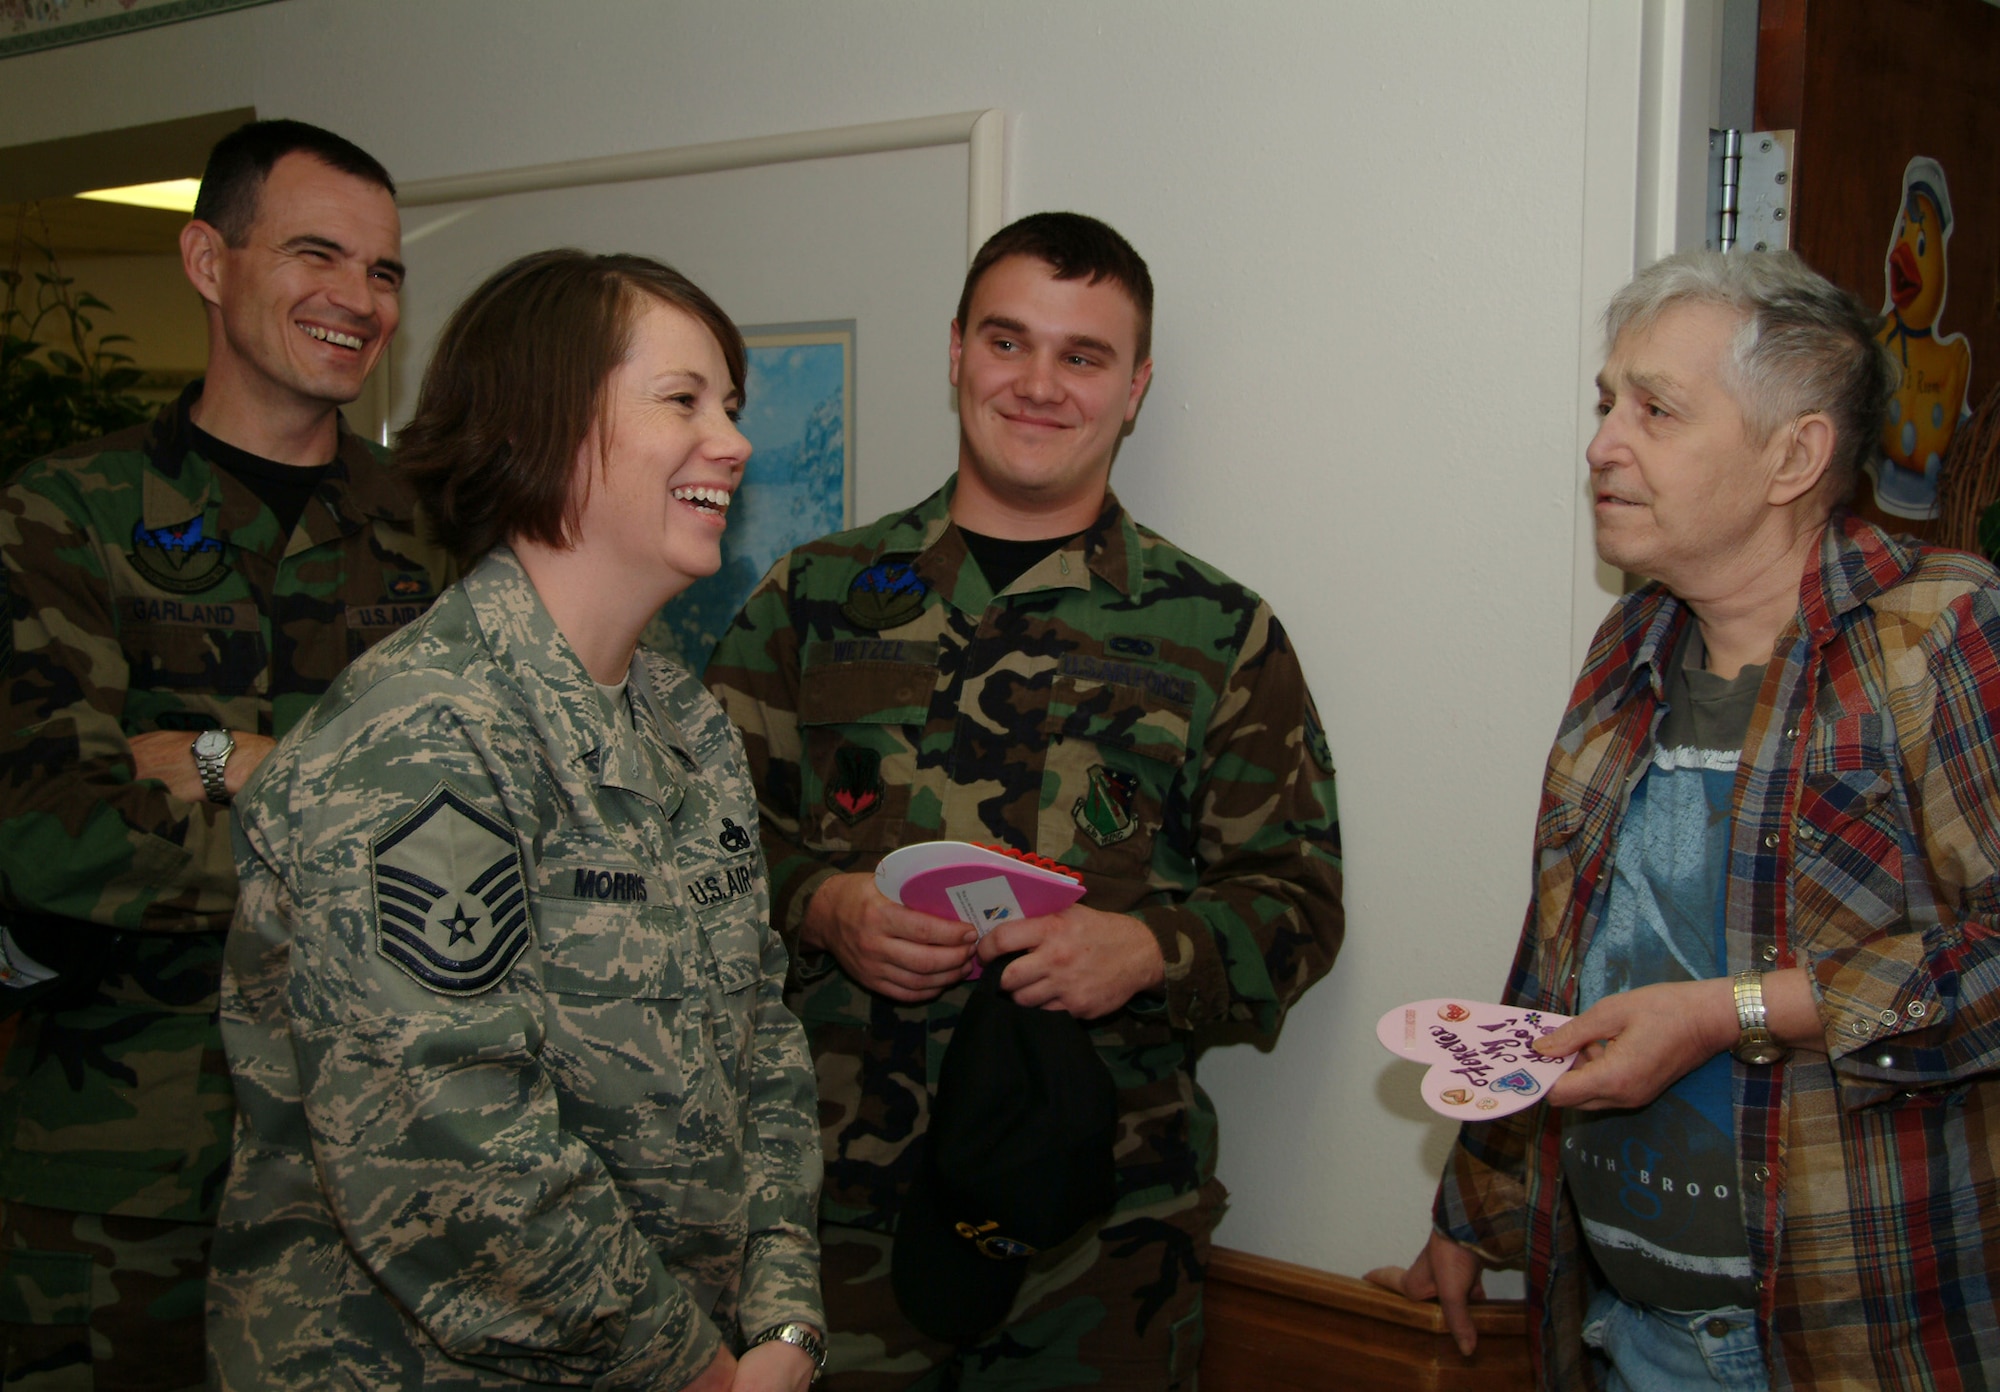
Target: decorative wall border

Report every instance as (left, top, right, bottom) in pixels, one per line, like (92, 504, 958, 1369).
(0, 0, 278, 61)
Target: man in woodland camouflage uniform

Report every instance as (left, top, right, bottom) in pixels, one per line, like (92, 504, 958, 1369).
(706, 212, 1344, 1390)
(0, 120, 446, 1389)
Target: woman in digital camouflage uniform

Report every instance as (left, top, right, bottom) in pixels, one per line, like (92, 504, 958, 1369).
(207, 250, 825, 1392)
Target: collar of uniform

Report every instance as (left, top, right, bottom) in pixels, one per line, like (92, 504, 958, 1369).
(906, 476, 1139, 608)
(460, 546, 684, 817)
(140, 378, 411, 555)
(288, 425, 410, 557)
(627, 655, 705, 793)
(140, 383, 220, 531)
(1079, 490, 1137, 594)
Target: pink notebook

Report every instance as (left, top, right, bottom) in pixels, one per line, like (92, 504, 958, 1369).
(875, 841, 1085, 933)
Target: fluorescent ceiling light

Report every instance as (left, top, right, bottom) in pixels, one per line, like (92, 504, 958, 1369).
(75, 178, 201, 213)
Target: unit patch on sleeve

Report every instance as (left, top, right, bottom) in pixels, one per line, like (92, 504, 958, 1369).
(127, 515, 229, 595)
(372, 784, 530, 995)
(1305, 705, 1335, 774)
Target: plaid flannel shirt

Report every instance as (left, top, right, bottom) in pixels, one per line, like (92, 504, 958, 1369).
(1435, 513, 2000, 1391)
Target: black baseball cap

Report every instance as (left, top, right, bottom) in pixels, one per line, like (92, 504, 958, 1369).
(891, 953, 1118, 1345)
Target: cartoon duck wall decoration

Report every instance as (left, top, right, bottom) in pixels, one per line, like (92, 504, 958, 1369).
(1870, 156, 1973, 520)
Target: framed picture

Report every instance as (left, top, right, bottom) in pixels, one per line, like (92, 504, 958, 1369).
(0, 0, 278, 58)
(646, 321, 854, 670)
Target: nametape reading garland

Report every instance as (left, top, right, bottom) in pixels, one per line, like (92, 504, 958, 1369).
(1375, 998, 1576, 1119)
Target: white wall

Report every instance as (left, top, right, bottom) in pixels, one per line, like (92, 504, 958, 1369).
(0, 0, 1678, 1282)
(386, 144, 970, 522)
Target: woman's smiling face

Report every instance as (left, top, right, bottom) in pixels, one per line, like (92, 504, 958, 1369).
(570, 297, 750, 594)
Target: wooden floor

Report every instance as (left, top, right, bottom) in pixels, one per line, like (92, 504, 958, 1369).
(1199, 1248, 1533, 1392)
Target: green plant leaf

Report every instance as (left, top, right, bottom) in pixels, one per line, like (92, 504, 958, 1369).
(2, 216, 159, 481)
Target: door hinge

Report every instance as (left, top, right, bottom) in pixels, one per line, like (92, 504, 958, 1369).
(1707, 129, 1795, 253)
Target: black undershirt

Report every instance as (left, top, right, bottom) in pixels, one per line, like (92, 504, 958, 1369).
(958, 527, 1082, 594)
(191, 424, 336, 540)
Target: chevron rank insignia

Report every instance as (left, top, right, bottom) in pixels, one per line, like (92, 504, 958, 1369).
(371, 784, 530, 995)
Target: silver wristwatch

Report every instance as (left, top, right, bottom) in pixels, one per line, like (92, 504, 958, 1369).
(191, 729, 236, 805)
(746, 1322, 826, 1380)
(1731, 970, 1789, 1066)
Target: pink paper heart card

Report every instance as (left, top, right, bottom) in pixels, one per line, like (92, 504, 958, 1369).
(1376, 998, 1576, 1119)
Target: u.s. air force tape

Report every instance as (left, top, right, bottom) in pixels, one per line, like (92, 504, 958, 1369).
(371, 784, 529, 995)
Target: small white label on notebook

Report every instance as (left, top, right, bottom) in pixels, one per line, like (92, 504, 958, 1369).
(945, 875, 1025, 935)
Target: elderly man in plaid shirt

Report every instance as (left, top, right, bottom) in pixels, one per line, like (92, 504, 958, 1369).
(1376, 249, 2000, 1391)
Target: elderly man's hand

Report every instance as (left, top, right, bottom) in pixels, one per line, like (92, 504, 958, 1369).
(801, 871, 975, 1002)
(1537, 979, 1739, 1110)
(975, 904, 1164, 1019)
(1365, 1231, 1487, 1357)
(1540, 969, 1822, 1110)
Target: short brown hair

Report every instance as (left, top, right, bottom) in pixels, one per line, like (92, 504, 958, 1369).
(396, 249, 746, 566)
(956, 212, 1153, 364)
(193, 119, 396, 247)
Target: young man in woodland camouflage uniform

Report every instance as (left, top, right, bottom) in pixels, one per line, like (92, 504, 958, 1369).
(706, 212, 1344, 1390)
(0, 120, 449, 1389)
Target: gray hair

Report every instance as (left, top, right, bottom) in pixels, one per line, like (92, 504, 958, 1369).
(1604, 250, 1893, 500)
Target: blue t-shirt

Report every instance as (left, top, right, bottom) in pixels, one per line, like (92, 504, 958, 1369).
(1560, 630, 1761, 1314)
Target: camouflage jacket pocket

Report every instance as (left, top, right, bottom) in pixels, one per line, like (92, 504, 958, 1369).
(123, 619, 268, 694)
(533, 881, 687, 1000)
(1040, 676, 1192, 882)
(528, 894, 705, 1188)
(796, 659, 928, 853)
(674, 850, 764, 998)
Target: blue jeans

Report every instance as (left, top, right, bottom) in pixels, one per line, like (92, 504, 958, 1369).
(1582, 1288, 1768, 1392)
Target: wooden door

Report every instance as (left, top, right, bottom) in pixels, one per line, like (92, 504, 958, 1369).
(1756, 0, 2000, 542)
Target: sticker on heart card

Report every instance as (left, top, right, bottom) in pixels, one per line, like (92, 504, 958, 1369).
(1376, 998, 1576, 1119)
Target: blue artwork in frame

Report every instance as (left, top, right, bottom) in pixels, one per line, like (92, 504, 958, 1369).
(648, 322, 854, 670)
